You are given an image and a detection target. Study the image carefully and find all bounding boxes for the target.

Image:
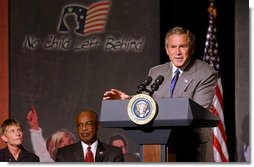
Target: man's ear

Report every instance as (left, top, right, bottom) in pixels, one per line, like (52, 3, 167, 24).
(1, 134, 8, 143)
(97, 122, 101, 129)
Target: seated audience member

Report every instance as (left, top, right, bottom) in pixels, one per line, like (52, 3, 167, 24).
(27, 105, 75, 162)
(109, 134, 128, 155)
(46, 129, 76, 161)
(109, 134, 140, 162)
(0, 118, 39, 162)
(55, 109, 124, 162)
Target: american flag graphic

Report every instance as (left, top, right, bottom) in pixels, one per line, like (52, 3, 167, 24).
(203, 4, 229, 162)
(84, 1, 111, 35)
(58, 0, 111, 36)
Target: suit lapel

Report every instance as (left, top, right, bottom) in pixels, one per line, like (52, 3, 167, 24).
(173, 75, 193, 97)
(74, 141, 86, 162)
(173, 60, 196, 97)
(95, 140, 105, 162)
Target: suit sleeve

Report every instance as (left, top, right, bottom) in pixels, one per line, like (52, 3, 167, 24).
(29, 127, 54, 162)
(192, 69, 218, 110)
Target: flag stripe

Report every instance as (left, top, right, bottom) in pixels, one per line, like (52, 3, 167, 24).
(216, 129, 228, 155)
(213, 147, 222, 161)
(213, 135, 228, 162)
(85, 21, 106, 28)
(88, 1, 111, 10)
(215, 84, 223, 108)
(85, 15, 107, 23)
(85, 23, 105, 30)
(84, 27, 104, 34)
(86, 12, 109, 20)
(87, 7, 110, 15)
(85, 18, 107, 25)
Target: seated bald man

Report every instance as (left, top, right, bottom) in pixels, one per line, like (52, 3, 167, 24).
(55, 109, 124, 162)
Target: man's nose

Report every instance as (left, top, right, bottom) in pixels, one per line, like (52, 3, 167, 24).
(81, 123, 89, 130)
(176, 47, 181, 54)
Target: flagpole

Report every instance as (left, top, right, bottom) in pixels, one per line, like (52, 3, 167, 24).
(208, 0, 217, 18)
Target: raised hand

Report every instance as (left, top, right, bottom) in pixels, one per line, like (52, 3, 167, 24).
(27, 105, 39, 130)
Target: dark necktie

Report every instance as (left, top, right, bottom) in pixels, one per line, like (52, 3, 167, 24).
(85, 146, 94, 162)
(170, 69, 180, 96)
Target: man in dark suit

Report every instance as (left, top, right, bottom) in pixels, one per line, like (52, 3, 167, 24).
(55, 109, 124, 162)
(103, 26, 218, 162)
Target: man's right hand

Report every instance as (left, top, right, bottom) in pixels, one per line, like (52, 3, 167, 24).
(103, 89, 130, 100)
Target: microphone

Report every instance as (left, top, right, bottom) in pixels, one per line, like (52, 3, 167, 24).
(137, 76, 152, 94)
(150, 75, 164, 94)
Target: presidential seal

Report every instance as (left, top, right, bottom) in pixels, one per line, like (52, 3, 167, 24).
(127, 93, 157, 125)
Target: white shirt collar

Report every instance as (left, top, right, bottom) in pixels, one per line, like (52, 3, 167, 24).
(172, 64, 183, 78)
(171, 58, 191, 78)
(81, 140, 98, 157)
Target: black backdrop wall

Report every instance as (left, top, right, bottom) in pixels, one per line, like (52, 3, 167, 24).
(10, 0, 239, 162)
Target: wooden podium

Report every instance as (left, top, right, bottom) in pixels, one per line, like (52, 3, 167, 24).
(100, 97, 219, 162)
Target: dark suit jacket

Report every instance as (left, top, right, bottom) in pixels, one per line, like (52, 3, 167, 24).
(55, 140, 124, 162)
(0, 146, 40, 162)
(148, 59, 218, 162)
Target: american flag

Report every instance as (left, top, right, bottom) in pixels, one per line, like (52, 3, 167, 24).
(58, 1, 111, 36)
(84, 0, 111, 35)
(203, 4, 229, 162)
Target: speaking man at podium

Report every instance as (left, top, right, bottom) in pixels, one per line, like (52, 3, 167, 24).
(103, 26, 218, 162)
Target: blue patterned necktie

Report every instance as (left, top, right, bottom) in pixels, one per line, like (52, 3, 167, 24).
(170, 69, 180, 96)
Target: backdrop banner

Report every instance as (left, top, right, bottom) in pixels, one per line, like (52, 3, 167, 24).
(10, 0, 160, 157)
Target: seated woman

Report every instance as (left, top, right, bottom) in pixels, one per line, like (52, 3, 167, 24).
(0, 118, 40, 162)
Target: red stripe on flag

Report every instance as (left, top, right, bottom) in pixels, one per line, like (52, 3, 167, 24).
(217, 121, 227, 141)
(211, 98, 227, 141)
(85, 18, 106, 25)
(88, 1, 111, 9)
(213, 135, 229, 162)
(215, 85, 223, 108)
(211, 104, 218, 116)
(84, 28, 104, 35)
(87, 7, 110, 15)
(86, 12, 109, 20)
(85, 23, 105, 29)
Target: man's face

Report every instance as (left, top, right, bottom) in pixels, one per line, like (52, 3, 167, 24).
(1, 125, 23, 146)
(112, 139, 127, 155)
(165, 34, 191, 68)
(76, 111, 99, 145)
